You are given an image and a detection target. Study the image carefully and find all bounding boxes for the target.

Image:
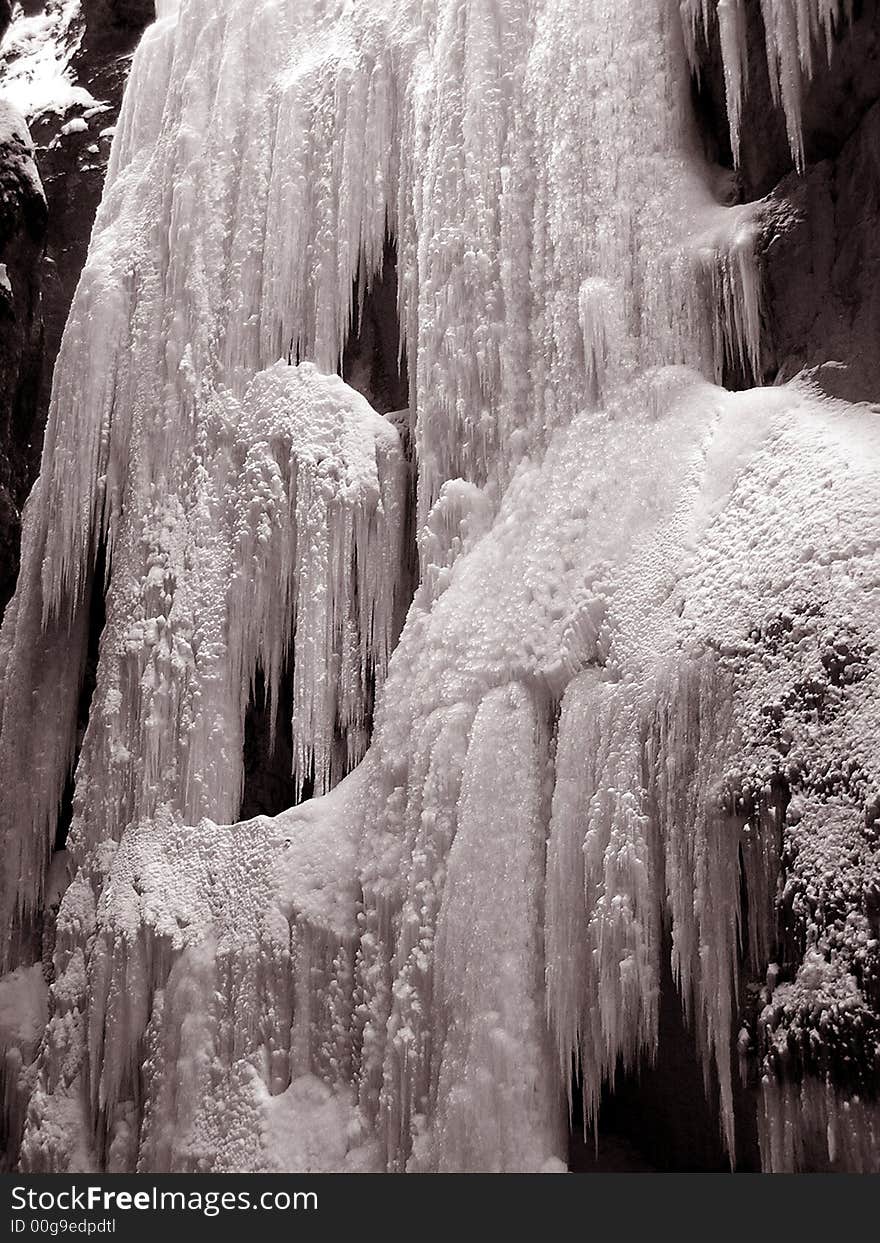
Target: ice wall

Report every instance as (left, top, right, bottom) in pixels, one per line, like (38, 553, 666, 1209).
(0, 0, 408, 965)
(0, 0, 877, 1174)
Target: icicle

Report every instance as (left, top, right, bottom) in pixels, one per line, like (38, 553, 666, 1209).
(19, 862, 102, 1173)
(649, 654, 745, 1159)
(546, 673, 661, 1129)
(682, 1, 851, 172)
(376, 702, 473, 1171)
(578, 279, 616, 405)
(695, 203, 764, 386)
(717, 0, 747, 167)
(759, 1077, 880, 1173)
(679, 1, 715, 75)
(0, 581, 92, 971)
(229, 362, 405, 797)
(547, 647, 786, 1162)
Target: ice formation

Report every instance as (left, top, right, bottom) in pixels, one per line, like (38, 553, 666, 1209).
(680, 0, 854, 168)
(0, 0, 877, 1174)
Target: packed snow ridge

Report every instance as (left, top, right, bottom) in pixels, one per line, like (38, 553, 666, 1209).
(0, 0, 877, 1173)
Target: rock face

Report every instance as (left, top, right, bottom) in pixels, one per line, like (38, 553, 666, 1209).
(761, 98, 880, 402)
(0, 0, 154, 611)
(691, 1, 880, 399)
(0, 102, 46, 610)
(684, 0, 880, 1173)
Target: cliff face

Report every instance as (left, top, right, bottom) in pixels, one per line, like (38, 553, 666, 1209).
(692, 1, 880, 400)
(683, 0, 880, 1173)
(0, 0, 154, 610)
(0, 101, 45, 612)
(761, 97, 880, 402)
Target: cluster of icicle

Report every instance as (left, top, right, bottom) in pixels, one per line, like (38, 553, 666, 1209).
(0, 0, 409, 961)
(547, 659, 767, 1161)
(1, 0, 877, 1175)
(680, 0, 853, 169)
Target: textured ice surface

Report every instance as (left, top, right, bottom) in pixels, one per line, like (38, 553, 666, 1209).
(0, 963, 48, 1167)
(1, 0, 877, 1173)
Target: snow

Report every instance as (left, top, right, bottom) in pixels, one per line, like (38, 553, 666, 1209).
(58, 116, 87, 137)
(0, 98, 45, 205)
(261, 1075, 379, 1173)
(0, 1, 99, 121)
(0, 0, 877, 1175)
(19, 769, 374, 1171)
(759, 952, 880, 1171)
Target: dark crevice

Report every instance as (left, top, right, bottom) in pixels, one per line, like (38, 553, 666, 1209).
(342, 237, 419, 642)
(689, 61, 734, 176)
(240, 667, 310, 820)
(55, 542, 107, 853)
(35, 546, 108, 988)
(342, 237, 409, 415)
(343, 237, 419, 689)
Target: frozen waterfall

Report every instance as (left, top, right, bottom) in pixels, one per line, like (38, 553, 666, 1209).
(0, 0, 878, 1175)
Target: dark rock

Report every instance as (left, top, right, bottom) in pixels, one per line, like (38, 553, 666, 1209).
(689, 2, 880, 401)
(692, 0, 880, 199)
(0, 103, 47, 610)
(760, 99, 880, 401)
